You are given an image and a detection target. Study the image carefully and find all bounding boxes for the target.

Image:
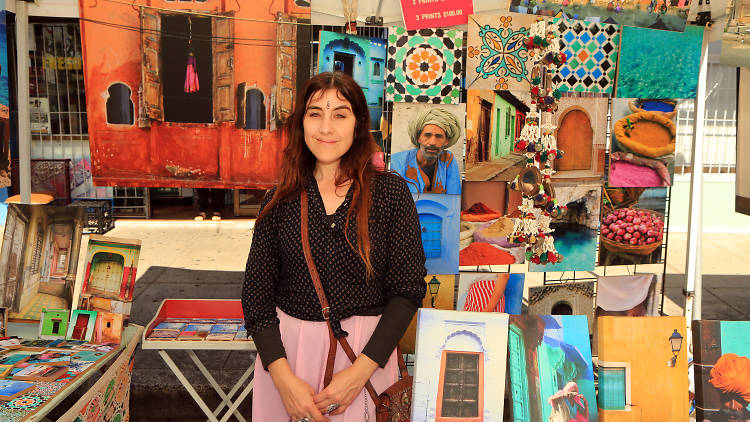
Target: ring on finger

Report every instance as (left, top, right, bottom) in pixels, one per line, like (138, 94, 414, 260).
(296, 417, 311, 422)
(326, 403, 340, 413)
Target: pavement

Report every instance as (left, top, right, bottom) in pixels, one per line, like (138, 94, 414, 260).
(4, 218, 749, 420)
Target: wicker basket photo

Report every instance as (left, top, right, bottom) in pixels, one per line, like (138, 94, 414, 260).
(599, 210, 664, 256)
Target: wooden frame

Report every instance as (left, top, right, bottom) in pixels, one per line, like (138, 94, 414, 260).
(435, 350, 484, 422)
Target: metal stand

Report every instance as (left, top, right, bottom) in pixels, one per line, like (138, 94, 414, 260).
(157, 349, 254, 422)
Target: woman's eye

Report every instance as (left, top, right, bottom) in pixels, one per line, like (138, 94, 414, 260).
(307, 112, 320, 117)
(335, 114, 346, 119)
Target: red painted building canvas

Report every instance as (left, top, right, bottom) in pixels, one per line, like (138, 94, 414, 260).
(79, 0, 310, 189)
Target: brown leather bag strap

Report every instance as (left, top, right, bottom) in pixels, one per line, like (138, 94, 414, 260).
(300, 190, 381, 404)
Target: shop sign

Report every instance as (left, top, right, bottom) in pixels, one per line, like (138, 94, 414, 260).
(399, 0, 474, 30)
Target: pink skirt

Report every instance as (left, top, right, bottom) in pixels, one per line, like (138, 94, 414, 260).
(252, 308, 399, 421)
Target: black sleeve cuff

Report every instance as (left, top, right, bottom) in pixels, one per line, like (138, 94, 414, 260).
(361, 296, 418, 368)
(252, 324, 287, 371)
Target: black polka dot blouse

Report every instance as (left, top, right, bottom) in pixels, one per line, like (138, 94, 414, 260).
(242, 172, 427, 368)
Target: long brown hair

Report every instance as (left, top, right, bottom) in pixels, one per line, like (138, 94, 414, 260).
(258, 72, 381, 276)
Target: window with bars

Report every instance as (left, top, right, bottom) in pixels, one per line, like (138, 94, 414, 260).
(29, 22, 87, 138)
(437, 351, 483, 421)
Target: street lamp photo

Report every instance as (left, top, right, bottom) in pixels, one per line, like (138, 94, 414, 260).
(428, 276, 441, 308)
(669, 329, 683, 367)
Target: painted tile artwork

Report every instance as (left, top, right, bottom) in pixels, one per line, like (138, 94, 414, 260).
(508, 315, 597, 422)
(385, 27, 463, 104)
(693, 320, 750, 422)
(552, 18, 621, 94)
(616, 25, 703, 99)
(411, 308, 509, 421)
(466, 13, 538, 92)
(509, 0, 692, 32)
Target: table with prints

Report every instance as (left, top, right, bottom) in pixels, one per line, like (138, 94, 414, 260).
(142, 298, 256, 422)
(1, 322, 142, 422)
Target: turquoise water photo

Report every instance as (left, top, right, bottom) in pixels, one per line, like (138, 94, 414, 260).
(530, 224, 598, 272)
(616, 25, 703, 99)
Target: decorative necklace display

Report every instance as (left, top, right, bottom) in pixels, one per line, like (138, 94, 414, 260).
(508, 18, 568, 266)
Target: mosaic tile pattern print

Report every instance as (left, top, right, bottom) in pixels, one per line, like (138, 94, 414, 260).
(466, 14, 538, 92)
(552, 18, 620, 94)
(385, 27, 463, 104)
(0, 382, 66, 421)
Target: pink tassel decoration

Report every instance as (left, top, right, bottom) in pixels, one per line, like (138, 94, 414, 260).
(184, 52, 200, 93)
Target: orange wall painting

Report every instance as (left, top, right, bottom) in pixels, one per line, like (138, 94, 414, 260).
(79, 0, 310, 189)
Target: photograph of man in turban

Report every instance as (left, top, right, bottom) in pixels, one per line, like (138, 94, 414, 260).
(390, 106, 462, 194)
(709, 353, 750, 422)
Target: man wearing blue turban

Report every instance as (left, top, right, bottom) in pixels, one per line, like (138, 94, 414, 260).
(390, 107, 461, 194)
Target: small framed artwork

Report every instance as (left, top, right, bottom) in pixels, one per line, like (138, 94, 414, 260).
(93, 312, 124, 345)
(12, 364, 67, 382)
(0, 365, 14, 378)
(38, 309, 70, 340)
(26, 351, 74, 366)
(0, 352, 33, 366)
(0, 380, 35, 400)
(66, 310, 98, 342)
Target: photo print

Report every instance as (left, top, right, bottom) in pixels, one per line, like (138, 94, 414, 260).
(391, 102, 465, 194)
(385, 27, 463, 104)
(456, 272, 525, 314)
(317, 31, 387, 130)
(508, 315, 597, 422)
(529, 183, 602, 272)
(411, 308, 509, 421)
(608, 98, 682, 187)
(615, 25, 703, 99)
(460, 181, 526, 267)
(414, 193, 461, 275)
(599, 187, 667, 265)
(509, 0, 692, 32)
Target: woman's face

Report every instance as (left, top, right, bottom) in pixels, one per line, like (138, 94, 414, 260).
(303, 89, 356, 168)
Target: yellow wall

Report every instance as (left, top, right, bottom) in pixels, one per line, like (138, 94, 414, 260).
(597, 316, 688, 422)
(399, 274, 456, 354)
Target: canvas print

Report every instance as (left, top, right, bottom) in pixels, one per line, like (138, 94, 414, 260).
(400, 274, 457, 354)
(527, 283, 595, 332)
(0, 380, 34, 401)
(38, 309, 70, 340)
(26, 351, 73, 366)
(529, 184, 602, 272)
(0, 307, 5, 337)
(0, 11, 10, 189)
(599, 187, 667, 265)
(66, 310, 98, 342)
(13, 364, 67, 381)
(79, 0, 311, 189)
(720, 0, 750, 67)
(94, 311, 124, 344)
(456, 272, 525, 314)
(597, 316, 688, 421)
(411, 308, 509, 421)
(78, 235, 141, 320)
(460, 181, 526, 266)
(551, 17, 620, 94)
(509, 0, 692, 32)
(414, 193, 460, 274)
(317, 31, 386, 129)
(465, 91, 605, 182)
(609, 99, 681, 187)
(552, 96, 608, 180)
(390, 103, 465, 194)
(596, 274, 662, 317)
(615, 26, 703, 99)
(466, 13, 540, 92)
(508, 315, 597, 422)
(385, 27, 463, 104)
(0, 204, 85, 321)
(693, 320, 750, 422)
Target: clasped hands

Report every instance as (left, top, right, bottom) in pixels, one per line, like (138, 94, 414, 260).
(270, 356, 378, 422)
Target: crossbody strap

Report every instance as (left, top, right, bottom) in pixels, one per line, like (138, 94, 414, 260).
(300, 190, 381, 405)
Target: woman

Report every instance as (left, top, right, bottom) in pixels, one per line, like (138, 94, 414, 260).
(242, 72, 427, 422)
